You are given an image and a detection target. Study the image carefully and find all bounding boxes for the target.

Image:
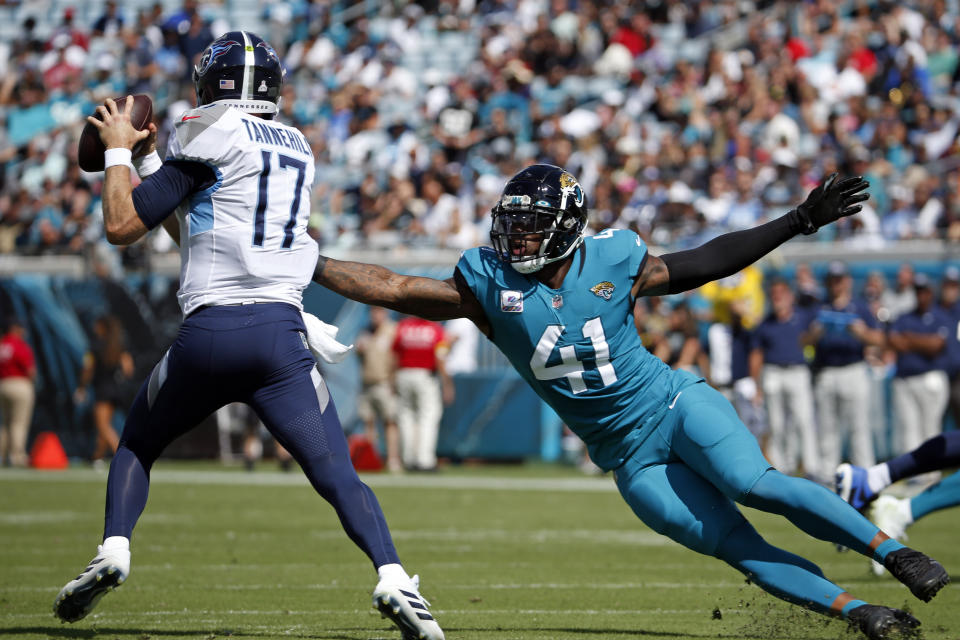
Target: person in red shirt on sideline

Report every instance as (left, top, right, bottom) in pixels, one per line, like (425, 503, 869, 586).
(392, 316, 453, 472)
(0, 317, 36, 467)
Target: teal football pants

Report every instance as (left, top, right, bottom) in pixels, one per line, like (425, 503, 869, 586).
(911, 469, 960, 520)
(613, 381, 900, 615)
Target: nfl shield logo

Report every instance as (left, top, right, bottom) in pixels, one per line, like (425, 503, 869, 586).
(552, 295, 563, 309)
(500, 290, 523, 312)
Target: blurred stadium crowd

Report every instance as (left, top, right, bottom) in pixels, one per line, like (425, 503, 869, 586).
(0, 0, 959, 258)
(2, 0, 960, 472)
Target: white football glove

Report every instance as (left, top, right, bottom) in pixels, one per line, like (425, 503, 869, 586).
(301, 311, 353, 364)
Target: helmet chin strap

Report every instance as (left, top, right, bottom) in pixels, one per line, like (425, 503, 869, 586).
(510, 257, 547, 274)
(509, 235, 584, 274)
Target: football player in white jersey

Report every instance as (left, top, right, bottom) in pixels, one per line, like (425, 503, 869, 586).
(53, 31, 444, 640)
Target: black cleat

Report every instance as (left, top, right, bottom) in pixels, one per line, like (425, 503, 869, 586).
(884, 547, 951, 602)
(847, 605, 920, 640)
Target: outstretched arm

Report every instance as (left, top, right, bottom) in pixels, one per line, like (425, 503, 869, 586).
(313, 256, 491, 332)
(632, 174, 869, 297)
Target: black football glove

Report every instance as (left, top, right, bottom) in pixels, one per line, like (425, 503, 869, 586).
(792, 173, 870, 235)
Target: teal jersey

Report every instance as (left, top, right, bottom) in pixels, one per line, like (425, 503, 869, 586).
(457, 229, 700, 470)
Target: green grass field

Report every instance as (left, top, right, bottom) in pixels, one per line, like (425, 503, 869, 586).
(2, 462, 958, 640)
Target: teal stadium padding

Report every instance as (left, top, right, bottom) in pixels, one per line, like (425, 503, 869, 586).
(6, 256, 957, 463)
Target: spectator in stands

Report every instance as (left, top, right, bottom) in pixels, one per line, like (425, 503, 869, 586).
(883, 263, 918, 322)
(355, 306, 401, 473)
(0, 0, 959, 260)
(392, 315, 452, 472)
(75, 315, 134, 466)
(750, 278, 819, 479)
(0, 316, 35, 467)
(92, 0, 124, 39)
(804, 261, 884, 474)
(939, 266, 960, 429)
(888, 273, 952, 456)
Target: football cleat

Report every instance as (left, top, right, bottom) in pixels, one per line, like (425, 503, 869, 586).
(53, 545, 130, 622)
(883, 547, 950, 602)
(373, 574, 444, 640)
(835, 463, 876, 512)
(846, 604, 920, 640)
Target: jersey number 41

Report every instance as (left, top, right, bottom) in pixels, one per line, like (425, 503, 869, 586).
(530, 318, 617, 394)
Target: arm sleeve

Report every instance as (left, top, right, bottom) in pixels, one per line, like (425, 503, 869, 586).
(660, 211, 805, 294)
(131, 160, 217, 230)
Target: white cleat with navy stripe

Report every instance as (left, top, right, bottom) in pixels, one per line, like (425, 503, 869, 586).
(54, 546, 130, 623)
(373, 574, 444, 640)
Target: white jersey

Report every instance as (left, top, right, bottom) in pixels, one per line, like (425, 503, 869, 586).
(166, 103, 318, 316)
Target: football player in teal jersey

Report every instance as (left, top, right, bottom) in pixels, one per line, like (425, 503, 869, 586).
(312, 165, 949, 639)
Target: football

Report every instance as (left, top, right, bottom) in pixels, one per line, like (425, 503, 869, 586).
(78, 94, 154, 172)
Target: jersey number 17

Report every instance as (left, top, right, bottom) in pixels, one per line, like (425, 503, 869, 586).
(253, 150, 306, 248)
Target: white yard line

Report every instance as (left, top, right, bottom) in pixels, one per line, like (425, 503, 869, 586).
(0, 467, 617, 492)
(0, 580, 912, 593)
(4, 607, 751, 619)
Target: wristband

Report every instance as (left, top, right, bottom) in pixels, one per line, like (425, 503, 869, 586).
(133, 150, 162, 177)
(104, 147, 133, 169)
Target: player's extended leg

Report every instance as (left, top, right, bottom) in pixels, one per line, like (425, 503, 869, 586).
(55, 324, 230, 623)
(613, 457, 916, 638)
(248, 317, 443, 640)
(910, 470, 960, 520)
(250, 368, 400, 568)
(666, 382, 949, 603)
(872, 471, 960, 542)
(888, 430, 960, 484)
(836, 431, 960, 511)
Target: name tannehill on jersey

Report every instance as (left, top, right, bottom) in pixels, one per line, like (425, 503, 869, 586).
(240, 118, 311, 156)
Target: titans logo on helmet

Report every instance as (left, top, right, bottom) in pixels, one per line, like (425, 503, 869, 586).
(256, 40, 280, 63)
(197, 40, 241, 76)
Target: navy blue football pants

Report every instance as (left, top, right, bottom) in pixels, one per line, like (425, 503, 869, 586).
(103, 303, 400, 568)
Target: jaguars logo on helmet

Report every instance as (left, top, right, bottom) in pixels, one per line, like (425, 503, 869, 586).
(194, 31, 284, 117)
(490, 164, 589, 274)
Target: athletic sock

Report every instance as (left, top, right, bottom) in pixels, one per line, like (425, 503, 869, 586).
(101, 536, 130, 553)
(866, 463, 891, 495)
(874, 538, 906, 564)
(377, 563, 412, 585)
(841, 599, 869, 618)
